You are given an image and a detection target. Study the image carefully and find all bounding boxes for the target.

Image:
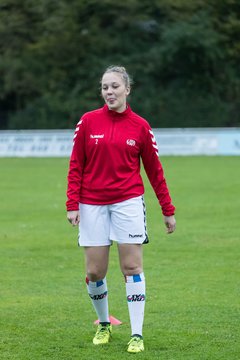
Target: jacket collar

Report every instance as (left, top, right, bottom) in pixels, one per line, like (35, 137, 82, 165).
(103, 103, 131, 118)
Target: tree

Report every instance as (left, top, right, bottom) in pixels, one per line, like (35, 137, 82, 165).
(0, 0, 239, 129)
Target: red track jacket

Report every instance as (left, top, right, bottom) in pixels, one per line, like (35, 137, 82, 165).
(66, 104, 175, 216)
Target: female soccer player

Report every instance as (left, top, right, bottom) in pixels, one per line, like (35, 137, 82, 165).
(66, 65, 176, 353)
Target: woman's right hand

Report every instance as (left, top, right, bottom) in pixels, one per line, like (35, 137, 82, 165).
(67, 210, 80, 226)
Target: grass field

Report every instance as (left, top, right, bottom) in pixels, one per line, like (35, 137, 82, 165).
(0, 156, 239, 360)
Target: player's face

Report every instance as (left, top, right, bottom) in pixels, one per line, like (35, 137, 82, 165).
(101, 72, 130, 113)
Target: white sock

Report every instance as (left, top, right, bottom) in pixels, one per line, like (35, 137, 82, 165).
(86, 277, 110, 323)
(125, 273, 145, 336)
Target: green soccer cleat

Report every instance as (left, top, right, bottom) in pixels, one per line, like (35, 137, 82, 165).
(93, 323, 112, 345)
(127, 335, 144, 353)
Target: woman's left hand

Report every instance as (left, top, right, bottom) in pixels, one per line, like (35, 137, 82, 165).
(163, 215, 176, 234)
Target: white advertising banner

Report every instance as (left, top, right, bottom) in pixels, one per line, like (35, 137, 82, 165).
(154, 128, 240, 155)
(0, 128, 239, 157)
(0, 130, 73, 157)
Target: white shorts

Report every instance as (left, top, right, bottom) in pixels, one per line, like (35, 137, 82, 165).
(78, 196, 149, 246)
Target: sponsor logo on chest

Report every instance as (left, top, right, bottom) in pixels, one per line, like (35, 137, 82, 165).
(90, 134, 104, 139)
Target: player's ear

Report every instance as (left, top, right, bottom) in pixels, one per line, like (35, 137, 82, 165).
(126, 86, 130, 96)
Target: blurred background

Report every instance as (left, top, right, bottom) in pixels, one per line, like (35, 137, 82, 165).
(0, 0, 240, 130)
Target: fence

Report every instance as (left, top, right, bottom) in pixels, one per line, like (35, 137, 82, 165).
(0, 128, 239, 157)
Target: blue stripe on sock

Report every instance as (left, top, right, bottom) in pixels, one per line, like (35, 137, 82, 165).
(133, 274, 141, 283)
(96, 280, 104, 287)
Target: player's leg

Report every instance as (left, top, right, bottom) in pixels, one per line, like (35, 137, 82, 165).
(84, 246, 112, 344)
(118, 243, 145, 351)
(84, 245, 109, 282)
(79, 203, 112, 344)
(110, 196, 147, 352)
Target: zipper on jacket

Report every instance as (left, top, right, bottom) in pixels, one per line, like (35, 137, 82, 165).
(110, 120, 115, 141)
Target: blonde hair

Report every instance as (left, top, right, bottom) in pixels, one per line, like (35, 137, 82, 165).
(102, 65, 133, 88)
